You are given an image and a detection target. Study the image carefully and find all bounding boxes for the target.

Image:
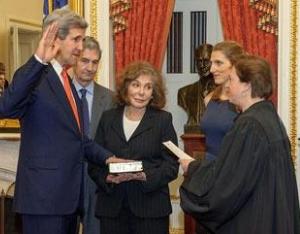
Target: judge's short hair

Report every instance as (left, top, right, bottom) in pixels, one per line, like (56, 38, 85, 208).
(43, 8, 88, 40)
(234, 55, 273, 99)
(116, 61, 166, 109)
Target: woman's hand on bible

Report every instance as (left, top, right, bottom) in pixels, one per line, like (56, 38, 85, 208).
(105, 156, 131, 165)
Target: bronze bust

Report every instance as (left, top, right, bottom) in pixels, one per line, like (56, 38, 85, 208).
(177, 44, 215, 133)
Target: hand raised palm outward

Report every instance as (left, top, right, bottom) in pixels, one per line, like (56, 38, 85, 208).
(35, 23, 60, 63)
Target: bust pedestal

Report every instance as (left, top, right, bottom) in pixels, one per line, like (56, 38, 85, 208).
(180, 134, 206, 234)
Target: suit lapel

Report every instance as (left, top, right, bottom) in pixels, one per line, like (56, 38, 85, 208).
(46, 65, 81, 134)
(90, 85, 106, 137)
(111, 106, 155, 142)
(111, 107, 127, 142)
(130, 108, 154, 140)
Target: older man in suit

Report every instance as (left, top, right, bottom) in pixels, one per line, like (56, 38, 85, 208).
(0, 9, 123, 234)
(72, 36, 114, 234)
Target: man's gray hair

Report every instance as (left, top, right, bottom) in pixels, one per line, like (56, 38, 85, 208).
(82, 36, 102, 60)
(43, 8, 88, 40)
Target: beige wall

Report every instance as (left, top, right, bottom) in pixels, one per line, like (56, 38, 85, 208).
(0, 0, 43, 78)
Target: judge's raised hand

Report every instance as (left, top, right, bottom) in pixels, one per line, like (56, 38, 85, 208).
(35, 23, 60, 63)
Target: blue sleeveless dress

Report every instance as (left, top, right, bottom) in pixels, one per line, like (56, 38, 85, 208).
(200, 100, 238, 161)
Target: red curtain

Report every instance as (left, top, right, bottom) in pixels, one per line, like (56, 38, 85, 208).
(114, 0, 175, 84)
(218, 0, 277, 104)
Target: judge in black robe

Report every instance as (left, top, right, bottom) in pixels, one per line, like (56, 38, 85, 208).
(179, 55, 300, 234)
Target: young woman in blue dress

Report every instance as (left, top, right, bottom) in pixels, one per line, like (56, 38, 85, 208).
(200, 41, 244, 161)
(193, 40, 244, 234)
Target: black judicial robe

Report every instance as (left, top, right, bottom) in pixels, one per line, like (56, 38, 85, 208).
(180, 100, 300, 234)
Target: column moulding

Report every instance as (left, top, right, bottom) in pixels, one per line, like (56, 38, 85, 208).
(278, 0, 298, 161)
(84, 0, 112, 88)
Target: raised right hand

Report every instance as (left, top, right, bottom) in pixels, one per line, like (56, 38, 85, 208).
(35, 23, 60, 63)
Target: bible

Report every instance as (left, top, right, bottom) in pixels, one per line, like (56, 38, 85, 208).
(109, 161, 143, 174)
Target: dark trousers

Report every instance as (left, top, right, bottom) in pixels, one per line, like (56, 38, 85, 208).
(81, 164, 100, 234)
(21, 213, 78, 234)
(99, 205, 169, 234)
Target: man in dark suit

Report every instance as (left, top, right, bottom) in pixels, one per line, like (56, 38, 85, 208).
(0, 9, 123, 234)
(72, 36, 114, 234)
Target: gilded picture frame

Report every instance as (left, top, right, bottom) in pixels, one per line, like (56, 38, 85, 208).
(0, 119, 20, 140)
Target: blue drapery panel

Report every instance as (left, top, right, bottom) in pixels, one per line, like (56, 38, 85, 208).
(43, 0, 68, 16)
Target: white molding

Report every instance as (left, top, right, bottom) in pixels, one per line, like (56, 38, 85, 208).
(84, 0, 91, 35)
(98, 0, 113, 88)
(84, 0, 112, 89)
(278, 0, 291, 127)
(278, 0, 300, 191)
(7, 15, 41, 30)
(6, 15, 41, 78)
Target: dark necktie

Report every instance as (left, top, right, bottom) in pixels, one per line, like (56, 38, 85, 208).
(79, 88, 89, 215)
(80, 88, 90, 136)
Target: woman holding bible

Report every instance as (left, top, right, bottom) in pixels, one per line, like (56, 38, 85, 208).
(89, 61, 179, 234)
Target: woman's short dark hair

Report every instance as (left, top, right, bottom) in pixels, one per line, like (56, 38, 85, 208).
(234, 55, 273, 99)
(116, 61, 166, 109)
